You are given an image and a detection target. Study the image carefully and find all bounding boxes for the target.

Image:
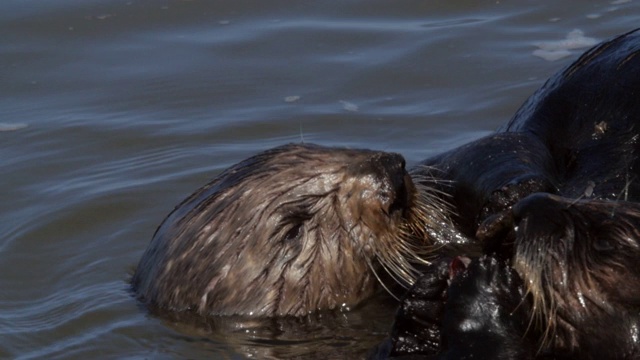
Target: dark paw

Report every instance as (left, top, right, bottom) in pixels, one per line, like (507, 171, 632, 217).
(476, 210, 515, 259)
(441, 256, 536, 359)
(478, 174, 555, 226)
(447, 256, 525, 309)
(381, 256, 538, 360)
(388, 257, 453, 357)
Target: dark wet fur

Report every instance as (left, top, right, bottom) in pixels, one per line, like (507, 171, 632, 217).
(505, 194, 640, 356)
(379, 29, 640, 359)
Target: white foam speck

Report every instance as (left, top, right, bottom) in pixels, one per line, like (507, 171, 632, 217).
(532, 29, 598, 61)
(339, 100, 359, 112)
(532, 49, 572, 61)
(284, 95, 301, 103)
(586, 13, 602, 19)
(0, 123, 28, 132)
(95, 14, 113, 20)
(611, 0, 630, 4)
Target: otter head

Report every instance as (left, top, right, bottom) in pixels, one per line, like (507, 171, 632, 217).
(495, 193, 640, 352)
(132, 143, 431, 317)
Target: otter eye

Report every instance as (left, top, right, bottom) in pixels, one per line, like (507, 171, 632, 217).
(593, 238, 616, 252)
(277, 204, 313, 243)
(284, 223, 304, 242)
(279, 211, 312, 243)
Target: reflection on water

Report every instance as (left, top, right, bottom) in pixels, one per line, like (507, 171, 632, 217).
(1, 0, 639, 358)
(149, 296, 397, 359)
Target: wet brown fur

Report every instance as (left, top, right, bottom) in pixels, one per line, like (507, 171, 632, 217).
(131, 143, 453, 317)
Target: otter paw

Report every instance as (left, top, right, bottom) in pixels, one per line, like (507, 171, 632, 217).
(479, 174, 555, 225)
(388, 257, 452, 357)
(439, 256, 535, 360)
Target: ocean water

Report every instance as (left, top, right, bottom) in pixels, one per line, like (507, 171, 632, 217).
(1, 0, 639, 359)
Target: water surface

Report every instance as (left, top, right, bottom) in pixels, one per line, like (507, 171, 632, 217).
(2, 0, 639, 358)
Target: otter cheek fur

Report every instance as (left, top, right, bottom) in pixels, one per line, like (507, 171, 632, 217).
(131, 143, 431, 317)
(510, 193, 640, 354)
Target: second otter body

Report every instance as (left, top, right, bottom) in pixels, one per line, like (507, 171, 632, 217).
(385, 195, 640, 359)
(382, 29, 640, 359)
(414, 28, 640, 242)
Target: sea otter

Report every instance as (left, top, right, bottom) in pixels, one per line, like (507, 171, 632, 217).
(134, 26, 640, 355)
(131, 143, 457, 317)
(381, 195, 640, 359)
(377, 28, 640, 359)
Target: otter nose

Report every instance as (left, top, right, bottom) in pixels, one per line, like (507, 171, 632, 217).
(373, 152, 413, 214)
(512, 193, 567, 225)
(371, 152, 409, 190)
(375, 152, 406, 172)
(379, 153, 408, 194)
(350, 151, 412, 214)
(353, 151, 406, 180)
(510, 193, 575, 243)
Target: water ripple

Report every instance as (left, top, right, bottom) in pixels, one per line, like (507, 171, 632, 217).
(2, 0, 639, 358)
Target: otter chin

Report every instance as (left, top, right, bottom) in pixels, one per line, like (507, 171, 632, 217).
(132, 143, 449, 317)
